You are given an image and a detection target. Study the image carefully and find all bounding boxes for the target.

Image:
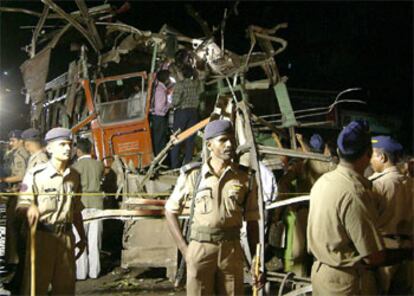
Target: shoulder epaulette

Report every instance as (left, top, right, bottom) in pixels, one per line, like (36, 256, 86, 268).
(31, 163, 48, 176)
(16, 149, 29, 164)
(369, 174, 383, 182)
(238, 164, 255, 174)
(180, 162, 202, 174)
(369, 171, 389, 182)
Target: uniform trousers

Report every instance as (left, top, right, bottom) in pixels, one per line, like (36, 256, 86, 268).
(5, 196, 19, 265)
(379, 237, 413, 294)
(22, 230, 76, 295)
(151, 114, 169, 157)
(170, 108, 198, 168)
(74, 209, 102, 279)
(186, 240, 244, 296)
(311, 261, 377, 296)
(0, 201, 6, 281)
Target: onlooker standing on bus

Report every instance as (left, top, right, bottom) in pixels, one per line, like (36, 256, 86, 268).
(150, 70, 172, 157)
(72, 138, 104, 280)
(170, 66, 203, 168)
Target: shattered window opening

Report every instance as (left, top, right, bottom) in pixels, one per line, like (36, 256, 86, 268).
(96, 76, 147, 124)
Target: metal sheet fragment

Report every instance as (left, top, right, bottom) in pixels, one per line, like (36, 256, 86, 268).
(20, 48, 51, 117)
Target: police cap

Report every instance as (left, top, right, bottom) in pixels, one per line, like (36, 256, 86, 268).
(8, 130, 23, 139)
(44, 127, 72, 143)
(310, 134, 325, 152)
(21, 128, 41, 141)
(337, 120, 371, 156)
(204, 120, 233, 140)
(371, 135, 403, 154)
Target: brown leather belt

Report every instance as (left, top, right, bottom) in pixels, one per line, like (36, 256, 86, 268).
(37, 222, 72, 234)
(190, 226, 240, 242)
(384, 234, 412, 241)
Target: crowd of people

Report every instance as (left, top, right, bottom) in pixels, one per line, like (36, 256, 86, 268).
(164, 119, 413, 295)
(0, 128, 105, 295)
(0, 116, 412, 296)
(0, 50, 412, 295)
(149, 51, 203, 169)
(0, 48, 207, 295)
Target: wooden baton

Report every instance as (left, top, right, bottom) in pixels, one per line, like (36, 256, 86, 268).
(253, 243, 261, 296)
(30, 220, 37, 296)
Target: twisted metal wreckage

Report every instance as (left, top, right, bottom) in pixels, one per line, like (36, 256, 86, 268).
(1, 1, 366, 294)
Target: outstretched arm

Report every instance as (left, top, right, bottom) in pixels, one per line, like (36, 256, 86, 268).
(295, 133, 310, 153)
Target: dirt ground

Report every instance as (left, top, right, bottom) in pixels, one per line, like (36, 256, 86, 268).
(75, 219, 281, 295)
(76, 218, 186, 296)
(76, 266, 186, 296)
(75, 259, 280, 296)
(75, 266, 262, 296)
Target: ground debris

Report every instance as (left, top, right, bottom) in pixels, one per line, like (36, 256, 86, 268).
(76, 267, 186, 296)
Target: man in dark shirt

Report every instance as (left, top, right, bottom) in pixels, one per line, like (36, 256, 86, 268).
(170, 65, 203, 168)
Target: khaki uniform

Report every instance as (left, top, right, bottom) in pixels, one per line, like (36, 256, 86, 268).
(26, 150, 48, 171)
(369, 166, 414, 294)
(307, 165, 384, 295)
(165, 160, 259, 296)
(5, 146, 29, 265)
(18, 161, 83, 295)
(277, 159, 335, 276)
(8, 147, 29, 181)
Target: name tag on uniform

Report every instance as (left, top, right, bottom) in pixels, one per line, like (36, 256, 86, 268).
(231, 184, 243, 191)
(229, 183, 244, 200)
(44, 188, 57, 193)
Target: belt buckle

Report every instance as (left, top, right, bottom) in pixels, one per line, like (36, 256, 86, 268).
(55, 224, 63, 233)
(315, 261, 323, 272)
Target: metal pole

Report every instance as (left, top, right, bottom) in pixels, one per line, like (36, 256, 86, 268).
(150, 43, 158, 74)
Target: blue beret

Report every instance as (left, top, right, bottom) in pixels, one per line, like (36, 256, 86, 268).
(310, 134, 325, 152)
(337, 120, 371, 156)
(21, 128, 41, 141)
(8, 130, 23, 139)
(44, 128, 72, 143)
(204, 120, 233, 140)
(372, 136, 403, 154)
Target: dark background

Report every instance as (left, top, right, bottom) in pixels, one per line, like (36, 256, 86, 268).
(0, 1, 413, 151)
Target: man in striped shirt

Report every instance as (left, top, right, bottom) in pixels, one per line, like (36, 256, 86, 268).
(170, 66, 203, 168)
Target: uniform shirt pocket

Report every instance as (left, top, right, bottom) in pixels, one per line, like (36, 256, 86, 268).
(194, 187, 213, 215)
(38, 194, 58, 215)
(224, 183, 245, 216)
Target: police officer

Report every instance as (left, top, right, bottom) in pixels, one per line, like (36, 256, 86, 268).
(21, 128, 48, 171)
(307, 120, 413, 295)
(295, 133, 337, 189)
(17, 127, 86, 295)
(0, 130, 29, 277)
(276, 133, 335, 276)
(165, 120, 260, 296)
(369, 135, 413, 294)
(8, 129, 48, 295)
(1, 130, 29, 186)
(72, 138, 104, 280)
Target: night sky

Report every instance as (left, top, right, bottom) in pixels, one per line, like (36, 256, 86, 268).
(0, 1, 413, 151)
